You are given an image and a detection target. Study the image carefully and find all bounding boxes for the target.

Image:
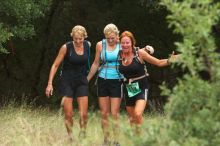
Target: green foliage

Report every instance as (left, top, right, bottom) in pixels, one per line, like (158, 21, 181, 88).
(135, 0, 220, 146)
(163, 75, 220, 146)
(0, 23, 12, 53)
(0, 0, 50, 53)
(162, 0, 220, 78)
(0, 0, 178, 100)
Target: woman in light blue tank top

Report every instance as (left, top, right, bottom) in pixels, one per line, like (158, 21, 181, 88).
(99, 40, 122, 79)
(87, 24, 123, 146)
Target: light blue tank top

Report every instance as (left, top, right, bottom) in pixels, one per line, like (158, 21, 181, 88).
(99, 39, 123, 79)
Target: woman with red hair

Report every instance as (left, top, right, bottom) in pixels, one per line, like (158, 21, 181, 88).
(118, 31, 177, 134)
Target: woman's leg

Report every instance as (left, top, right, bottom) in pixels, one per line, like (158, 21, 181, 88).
(99, 96, 110, 142)
(110, 97, 121, 120)
(126, 106, 136, 126)
(63, 97, 73, 138)
(110, 97, 121, 141)
(126, 99, 146, 135)
(134, 100, 147, 135)
(77, 96, 88, 136)
(134, 100, 147, 124)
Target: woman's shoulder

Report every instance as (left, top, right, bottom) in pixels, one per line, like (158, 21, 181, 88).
(58, 43, 68, 54)
(96, 40, 102, 46)
(63, 41, 73, 49)
(96, 41, 102, 48)
(136, 48, 148, 63)
(138, 48, 149, 55)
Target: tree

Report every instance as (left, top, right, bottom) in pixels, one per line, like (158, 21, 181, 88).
(0, 0, 50, 53)
(135, 0, 220, 146)
(0, 0, 179, 106)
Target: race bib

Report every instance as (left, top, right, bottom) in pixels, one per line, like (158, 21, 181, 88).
(126, 82, 141, 98)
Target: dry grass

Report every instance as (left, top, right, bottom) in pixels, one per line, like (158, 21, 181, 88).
(0, 103, 164, 146)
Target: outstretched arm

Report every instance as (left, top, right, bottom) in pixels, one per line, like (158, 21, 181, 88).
(138, 49, 177, 67)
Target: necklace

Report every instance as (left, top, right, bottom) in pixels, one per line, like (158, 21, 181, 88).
(122, 58, 128, 63)
(122, 56, 133, 63)
(121, 52, 134, 64)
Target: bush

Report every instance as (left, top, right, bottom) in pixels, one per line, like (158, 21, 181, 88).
(134, 1, 220, 146)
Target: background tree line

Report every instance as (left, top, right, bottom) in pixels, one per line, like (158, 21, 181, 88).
(0, 0, 219, 109)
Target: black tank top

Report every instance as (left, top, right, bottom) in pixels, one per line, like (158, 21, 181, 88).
(119, 57, 149, 89)
(119, 57, 146, 79)
(62, 41, 89, 77)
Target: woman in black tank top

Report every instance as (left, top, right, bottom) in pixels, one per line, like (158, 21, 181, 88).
(119, 31, 178, 135)
(45, 25, 90, 140)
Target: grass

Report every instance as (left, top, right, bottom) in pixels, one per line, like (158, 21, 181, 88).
(0, 102, 166, 146)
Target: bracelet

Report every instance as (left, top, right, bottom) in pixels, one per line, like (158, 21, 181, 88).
(48, 82, 52, 85)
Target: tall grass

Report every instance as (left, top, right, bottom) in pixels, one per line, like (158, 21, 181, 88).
(0, 102, 166, 146)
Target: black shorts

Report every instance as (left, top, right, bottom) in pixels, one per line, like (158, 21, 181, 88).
(124, 88, 148, 106)
(97, 77, 122, 98)
(123, 77, 149, 106)
(58, 74, 88, 98)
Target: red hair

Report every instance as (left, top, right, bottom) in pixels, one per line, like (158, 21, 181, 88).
(119, 31, 136, 48)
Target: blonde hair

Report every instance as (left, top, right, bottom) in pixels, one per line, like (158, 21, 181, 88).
(103, 23, 119, 36)
(70, 25, 88, 38)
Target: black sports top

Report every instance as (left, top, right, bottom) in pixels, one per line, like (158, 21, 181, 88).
(119, 57, 146, 79)
(62, 41, 89, 77)
(119, 56, 149, 90)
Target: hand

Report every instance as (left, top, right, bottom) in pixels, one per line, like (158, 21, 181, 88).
(168, 51, 180, 64)
(145, 45, 154, 54)
(45, 84, 53, 97)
